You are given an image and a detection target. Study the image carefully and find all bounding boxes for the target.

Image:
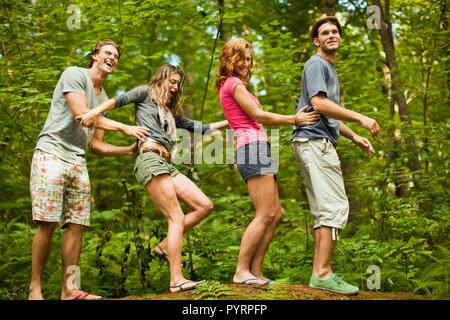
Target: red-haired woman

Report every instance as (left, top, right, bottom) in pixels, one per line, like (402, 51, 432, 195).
(215, 38, 320, 285)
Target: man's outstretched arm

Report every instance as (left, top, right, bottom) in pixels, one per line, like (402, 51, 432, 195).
(340, 121, 375, 154)
(89, 129, 137, 157)
(311, 92, 379, 137)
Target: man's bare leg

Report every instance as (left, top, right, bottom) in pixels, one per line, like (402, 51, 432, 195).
(313, 226, 336, 280)
(29, 221, 58, 300)
(59, 223, 101, 300)
(312, 227, 320, 276)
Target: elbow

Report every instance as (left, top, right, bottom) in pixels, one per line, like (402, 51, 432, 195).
(311, 104, 321, 113)
(89, 145, 99, 155)
(73, 109, 89, 122)
(254, 116, 263, 124)
(253, 112, 266, 124)
(311, 99, 322, 113)
(310, 98, 323, 113)
(89, 141, 101, 155)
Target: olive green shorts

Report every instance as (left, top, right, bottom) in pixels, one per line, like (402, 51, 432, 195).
(134, 151, 179, 187)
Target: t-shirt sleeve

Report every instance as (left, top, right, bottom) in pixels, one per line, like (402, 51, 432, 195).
(304, 61, 328, 99)
(175, 115, 211, 134)
(60, 67, 87, 95)
(113, 85, 148, 109)
(223, 76, 245, 97)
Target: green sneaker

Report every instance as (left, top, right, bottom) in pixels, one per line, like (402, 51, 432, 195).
(309, 273, 359, 295)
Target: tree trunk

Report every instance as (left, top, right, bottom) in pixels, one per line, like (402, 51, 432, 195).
(218, 0, 228, 41)
(381, 64, 409, 198)
(321, 0, 336, 15)
(372, 0, 421, 175)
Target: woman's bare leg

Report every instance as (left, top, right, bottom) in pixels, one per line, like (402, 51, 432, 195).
(233, 174, 277, 285)
(250, 177, 281, 282)
(145, 174, 202, 291)
(154, 173, 213, 254)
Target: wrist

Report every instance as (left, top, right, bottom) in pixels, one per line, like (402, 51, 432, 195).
(119, 123, 127, 133)
(357, 114, 368, 127)
(351, 133, 360, 143)
(293, 115, 298, 126)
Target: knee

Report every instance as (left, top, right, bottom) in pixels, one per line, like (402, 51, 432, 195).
(168, 210, 185, 227)
(257, 210, 278, 227)
(37, 221, 58, 235)
(273, 209, 282, 225)
(260, 206, 283, 227)
(270, 209, 283, 227)
(204, 200, 214, 216)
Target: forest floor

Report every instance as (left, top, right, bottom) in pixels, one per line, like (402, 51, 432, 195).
(113, 283, 428, 300)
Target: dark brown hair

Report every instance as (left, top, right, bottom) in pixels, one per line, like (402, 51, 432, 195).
(312, 19, 342, 40)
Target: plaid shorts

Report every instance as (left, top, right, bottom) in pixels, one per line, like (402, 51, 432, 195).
(30, 149, 91, 228)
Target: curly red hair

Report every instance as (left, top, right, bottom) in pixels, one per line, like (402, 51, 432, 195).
(215, 38, 253, 90)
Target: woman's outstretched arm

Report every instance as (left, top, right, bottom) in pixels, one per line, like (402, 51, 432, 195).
(76, 85, 149, 128)
(209, 119, 228, 131)
(233, 84, 320, 126)
(76, 98, 116, 128)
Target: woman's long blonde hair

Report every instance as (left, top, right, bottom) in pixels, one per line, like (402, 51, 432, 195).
(147, 65, 185, 146)
(215, 38, 253, 90)
(147, 64, 185, 116)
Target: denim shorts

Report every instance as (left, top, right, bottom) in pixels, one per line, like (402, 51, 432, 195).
(235, 141, 277, 182)
(134, 151, 179, 187)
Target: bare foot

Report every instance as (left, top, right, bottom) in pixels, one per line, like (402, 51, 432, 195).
(251, 272, 273, 284)
(28, 287, 44, 300)
(61, 289, 103, 300)
(233, 272, 265, 285)
(170, 280, 205, 293)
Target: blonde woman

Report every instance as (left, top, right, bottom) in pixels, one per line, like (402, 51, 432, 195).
(215, 38, 320, 285)
(78, 65, 228, 292)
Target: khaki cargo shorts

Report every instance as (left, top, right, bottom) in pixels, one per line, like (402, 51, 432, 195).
(134, 151, 179, 187)
(292, 137, 349, 233)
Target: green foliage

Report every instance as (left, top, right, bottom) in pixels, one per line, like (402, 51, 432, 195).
(0, 0, 448, 300)
(193, 280, 236, 300)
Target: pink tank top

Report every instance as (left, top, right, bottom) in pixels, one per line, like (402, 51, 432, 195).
(219, 77, 268, 150)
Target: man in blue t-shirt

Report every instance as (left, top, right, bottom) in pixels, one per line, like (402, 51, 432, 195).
(292, 14, 380, 295)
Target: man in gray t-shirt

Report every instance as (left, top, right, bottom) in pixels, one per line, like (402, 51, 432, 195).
(29, 40, 150, 301)
(291, 15, 380, 295)
(293, 54, 341, 147)
(35, 66, 110, 164)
